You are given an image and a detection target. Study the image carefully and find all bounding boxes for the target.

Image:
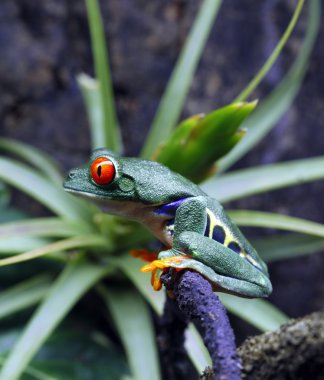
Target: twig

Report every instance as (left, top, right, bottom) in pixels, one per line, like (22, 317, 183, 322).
(160, 270, 241, 380)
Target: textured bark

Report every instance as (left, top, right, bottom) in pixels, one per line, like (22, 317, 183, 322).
(238, 311, 324, 380)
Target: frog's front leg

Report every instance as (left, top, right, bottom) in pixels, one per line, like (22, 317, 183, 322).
(160, 196, 207, 257)
(141, 196, 207, 290)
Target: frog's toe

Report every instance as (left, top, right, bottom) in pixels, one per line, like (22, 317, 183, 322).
(141, 255, 191, 272)
(140, 254, 191, 291)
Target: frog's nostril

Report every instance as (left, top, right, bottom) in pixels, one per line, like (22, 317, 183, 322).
(68, 170, 77, 179)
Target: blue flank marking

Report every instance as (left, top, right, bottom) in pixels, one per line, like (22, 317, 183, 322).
(154, 198, 187, 216)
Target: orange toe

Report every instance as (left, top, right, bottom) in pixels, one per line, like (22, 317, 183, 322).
(140, 255, 191, 291)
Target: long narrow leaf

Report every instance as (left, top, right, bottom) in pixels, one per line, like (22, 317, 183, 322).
(229, 210, 324, 238)
(0, 237, 50, 254)
(115, 254, 165, 314)
(0, 182, 10, 208)
(0, 358, 58, 380)
(100, 286, 161, 380)
(77, 74, 103, 151)
(0, 138, 62, 186)
(234, 0, 304, 102)
(0, 235, 107, 267)
(85, 0, 122, 152)
(202, 156, 324, 203)
(0, 218, 92, 240)
(141, 0, 222, 159)
(219, 294, 288, 331)
(0, 275, 52, 320)
(0, 260, 111, 380)
(0, 157, 93, 220)
(253, 234, 324, 262)
(218, 0, 320, 172)
(185, 326, 212, 371)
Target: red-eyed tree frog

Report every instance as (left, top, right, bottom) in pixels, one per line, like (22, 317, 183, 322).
(64, 149, 272, 298)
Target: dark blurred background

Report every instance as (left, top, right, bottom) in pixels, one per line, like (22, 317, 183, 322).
(0, 0, 323, 341)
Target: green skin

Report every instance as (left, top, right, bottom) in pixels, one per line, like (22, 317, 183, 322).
(63, 148, 272, 298)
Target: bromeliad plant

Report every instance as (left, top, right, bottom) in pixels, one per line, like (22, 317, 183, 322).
(0, 0, 322, 379)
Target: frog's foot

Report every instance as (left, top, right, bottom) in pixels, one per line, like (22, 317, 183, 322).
(141, 255, 191, 291)
(130, 248, 158, 262)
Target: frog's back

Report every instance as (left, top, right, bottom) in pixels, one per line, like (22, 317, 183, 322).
(121, 157, 204, 204)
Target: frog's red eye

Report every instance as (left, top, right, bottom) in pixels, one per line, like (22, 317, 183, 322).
(91, 157, 115, 185)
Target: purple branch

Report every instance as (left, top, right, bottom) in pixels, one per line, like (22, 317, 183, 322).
(160, 270, 241, 380)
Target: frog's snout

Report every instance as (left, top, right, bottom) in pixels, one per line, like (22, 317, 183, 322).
(63, 169, 79, 190)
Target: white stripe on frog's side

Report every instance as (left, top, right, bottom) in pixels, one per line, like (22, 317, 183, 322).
(206, 208, 261, 269)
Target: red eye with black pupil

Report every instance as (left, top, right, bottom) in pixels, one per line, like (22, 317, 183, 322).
(91, 157, 115, 185)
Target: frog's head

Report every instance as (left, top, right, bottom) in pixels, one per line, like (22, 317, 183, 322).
(63, 149, 138, 207)
(63, 148, 200, 208)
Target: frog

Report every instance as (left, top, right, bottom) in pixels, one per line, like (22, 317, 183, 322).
(63, 148, 272, 298)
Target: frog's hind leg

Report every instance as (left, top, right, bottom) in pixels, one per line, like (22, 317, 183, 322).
(177, 231, 272, 297)
(177, 231, 259, 281)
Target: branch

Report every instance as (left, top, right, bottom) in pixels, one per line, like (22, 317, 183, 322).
(238, 310, 324, 379)
(160, 270, 241, 380)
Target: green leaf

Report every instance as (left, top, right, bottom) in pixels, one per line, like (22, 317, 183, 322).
(0, 138, 62, 186)
(184, 326, 212, 371)
(0, 235, 107, 267)
(202, 156, 324, 203)
(0, 355, 57, 380)
(77, 74, 103, 151)
(155, 101, 255, 182)
(0, 260, 111, 380)
(218, 0, 320, 172)
(100, 286, 161, 380)
(0, 182, 10, 208)
(0, 157, 93, 220)
(229, 210, 324, 238)
(0, 328, 129, 380)
(253, 234, 324, 263)
(140, 0, 222, 159)
(115, 254, 165, 315)
(33, 330, 129, 380)
(0, 218, 92, 240)
(84, 0, 122, 152)
(234, 0, 304, 102)
(219, 294, 288, 331)
(0, 237, 50, 254)
(0, 275, 52, 320)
